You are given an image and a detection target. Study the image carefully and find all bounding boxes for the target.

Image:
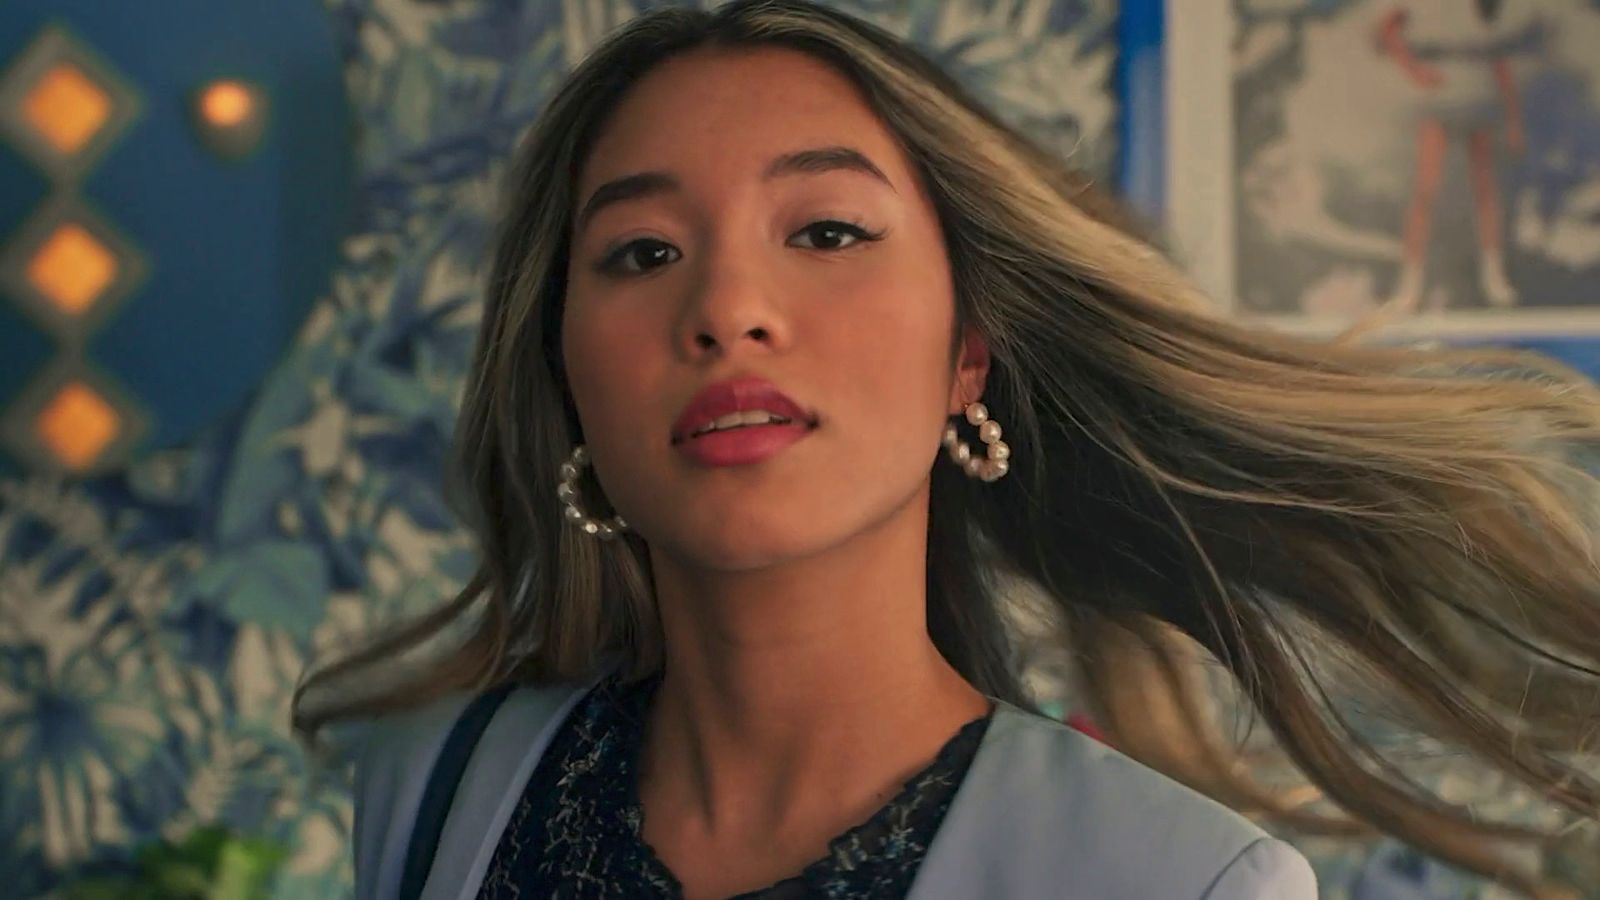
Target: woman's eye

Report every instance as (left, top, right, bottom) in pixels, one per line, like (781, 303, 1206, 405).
(788, 220, 883, 251)
(594, 220, 883, 277)
(597, 239, 681, 275)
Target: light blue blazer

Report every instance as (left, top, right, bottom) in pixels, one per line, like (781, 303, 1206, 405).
(350, 666, 1318, 899)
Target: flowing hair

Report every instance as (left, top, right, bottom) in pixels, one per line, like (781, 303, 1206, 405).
(293, 1, 1600, 893)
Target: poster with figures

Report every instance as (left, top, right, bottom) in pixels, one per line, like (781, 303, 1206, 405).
(1214, 0, 1600, 336)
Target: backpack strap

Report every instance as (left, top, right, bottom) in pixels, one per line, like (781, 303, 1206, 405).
(398, 683, 517, 900)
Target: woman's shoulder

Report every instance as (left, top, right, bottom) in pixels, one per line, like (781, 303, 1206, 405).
(346, 677, 594, 900)
(983, 702, 1264, 835)
(347, 669, 606, 789)
(913, 703, 1316, 899)
(346, 685, 513, 800)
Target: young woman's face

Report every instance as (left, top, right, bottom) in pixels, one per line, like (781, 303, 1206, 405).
(562, 46, 982, 572)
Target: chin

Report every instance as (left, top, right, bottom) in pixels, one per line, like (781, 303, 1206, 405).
(694, 525, 832, 573)
(652, 505, 850, 573)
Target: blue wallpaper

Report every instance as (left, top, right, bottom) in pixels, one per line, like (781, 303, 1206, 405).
(0, 1, 353, 469)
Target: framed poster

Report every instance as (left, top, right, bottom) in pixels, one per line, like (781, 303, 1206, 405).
(1154, 0, 1600, 374)
(1125, 4, 1600, 894)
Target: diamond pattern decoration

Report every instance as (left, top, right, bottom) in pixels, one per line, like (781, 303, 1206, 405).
(35, 379, 120, 470)
(0, 198, 146, 336)
(22, 62, 112, 156)
(26, 221, 118, 315)
(0, 25, 149, 474)
(0, 360, 146, 474)
(0, 26, 141, 178)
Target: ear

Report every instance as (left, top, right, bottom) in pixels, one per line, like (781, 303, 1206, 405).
(948, 324, 991, 416)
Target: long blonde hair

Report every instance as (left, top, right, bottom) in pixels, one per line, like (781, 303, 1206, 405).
(294, 1, 1600, 892)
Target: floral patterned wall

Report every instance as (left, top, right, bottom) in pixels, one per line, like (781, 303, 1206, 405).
(1, 1, 1588, 897)
(0, 2, 1116, 897)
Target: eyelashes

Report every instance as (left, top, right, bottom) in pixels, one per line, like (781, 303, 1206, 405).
(788, 219, 887, 252)
(596, 240, 680, 276)
(593, 219, 887, 277)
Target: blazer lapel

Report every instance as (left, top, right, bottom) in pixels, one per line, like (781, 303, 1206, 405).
(908, 701, 1274, 900)
(420, 670, 607, 900)
(906, 702, 1066, 899)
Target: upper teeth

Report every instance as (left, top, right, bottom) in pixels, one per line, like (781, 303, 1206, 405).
(691, 409, 792, 437)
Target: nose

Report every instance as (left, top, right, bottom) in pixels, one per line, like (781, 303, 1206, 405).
(674, 252, 790, 360)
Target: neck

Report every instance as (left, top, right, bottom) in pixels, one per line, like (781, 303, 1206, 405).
(636, 487, 990, 842)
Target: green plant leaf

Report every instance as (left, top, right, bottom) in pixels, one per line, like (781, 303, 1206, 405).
(210, 838, 289, 900)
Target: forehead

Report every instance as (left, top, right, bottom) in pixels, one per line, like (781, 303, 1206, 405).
(577, 46, 910, 193)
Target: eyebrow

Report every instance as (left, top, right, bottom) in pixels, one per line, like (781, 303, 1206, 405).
(573, 145, 896, 234)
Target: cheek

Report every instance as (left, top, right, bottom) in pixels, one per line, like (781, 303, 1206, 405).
(850, 267, 955, 404)
(562, 302, 662, 440)
(817, 280, 956, 464)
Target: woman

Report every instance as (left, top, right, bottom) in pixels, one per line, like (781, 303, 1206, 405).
(293, 2, 1600, 897)
(1377, 0, 1530, 312)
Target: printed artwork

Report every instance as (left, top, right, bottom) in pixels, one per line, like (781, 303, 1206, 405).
(1234, 0, 1600, 336)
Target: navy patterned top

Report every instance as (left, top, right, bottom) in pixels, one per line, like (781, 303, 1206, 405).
(475, 669, 993, 898)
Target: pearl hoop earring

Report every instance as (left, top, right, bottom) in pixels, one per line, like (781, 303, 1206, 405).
(557, 444, 629, 539)
(941, 401, 1011, 482)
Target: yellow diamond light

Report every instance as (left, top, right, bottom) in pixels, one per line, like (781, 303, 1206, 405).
(25, 222, 119, 315)
(35, 381, 121, 471)
(21, 62, 112, 156)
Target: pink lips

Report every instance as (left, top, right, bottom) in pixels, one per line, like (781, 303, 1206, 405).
(671, 377, 816, 467)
